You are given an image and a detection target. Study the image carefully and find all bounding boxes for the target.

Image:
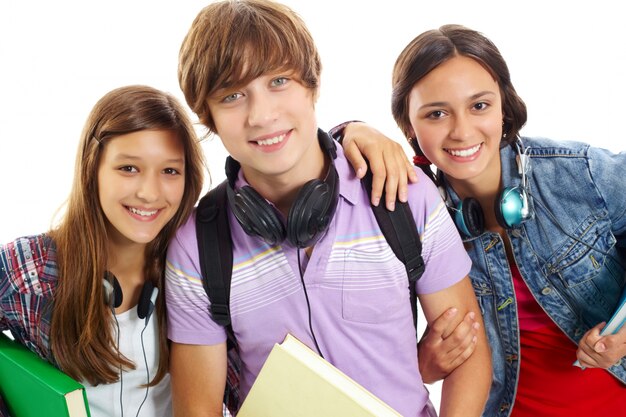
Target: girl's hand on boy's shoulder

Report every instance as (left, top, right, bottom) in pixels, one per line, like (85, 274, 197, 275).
(341, 122, 418, 211)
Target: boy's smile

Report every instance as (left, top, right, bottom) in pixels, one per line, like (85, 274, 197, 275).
(250, 129, 291, 152)
(209, 73, 325, 205)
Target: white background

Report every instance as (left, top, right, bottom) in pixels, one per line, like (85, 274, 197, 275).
(1, 0, 624, 412)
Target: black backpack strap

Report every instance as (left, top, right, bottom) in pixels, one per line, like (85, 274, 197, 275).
(195, 180, 233, 327)
(362, 171, 425, 328)
(195, 181, 241, 414)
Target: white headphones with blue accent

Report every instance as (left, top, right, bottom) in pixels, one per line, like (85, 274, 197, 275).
(441, 138, 533, 238)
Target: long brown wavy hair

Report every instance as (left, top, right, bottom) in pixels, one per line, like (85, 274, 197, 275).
(49, 85, 205, 385)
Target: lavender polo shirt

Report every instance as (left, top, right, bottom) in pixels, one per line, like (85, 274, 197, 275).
(165, 145, 471, 417)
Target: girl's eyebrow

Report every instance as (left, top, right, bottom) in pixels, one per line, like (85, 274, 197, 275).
(419, 91, 496, 110)
(111, 154, 185, 164)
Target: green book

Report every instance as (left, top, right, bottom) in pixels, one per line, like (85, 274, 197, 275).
(0, 333, 90, 417)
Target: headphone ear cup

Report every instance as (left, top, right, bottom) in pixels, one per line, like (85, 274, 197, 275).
(495, 186, 525, 229)
(137, 281, 159, 324)
(103, 273, 123, 309)
(227, 184, 286, 246)
(287, 177, 337, 248)
(137, 281, 154, 320)
(455, 198, 484, 238)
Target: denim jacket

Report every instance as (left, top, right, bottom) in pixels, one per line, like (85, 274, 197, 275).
(444, 137, 626, 417)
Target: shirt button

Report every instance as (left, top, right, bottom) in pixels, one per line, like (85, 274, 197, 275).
(541, 287, 552, 295)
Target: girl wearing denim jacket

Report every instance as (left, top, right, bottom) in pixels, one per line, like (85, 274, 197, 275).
(343, 24, 626, 417)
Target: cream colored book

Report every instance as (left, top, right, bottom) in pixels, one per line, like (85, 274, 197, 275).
(237, 334, 401, 417)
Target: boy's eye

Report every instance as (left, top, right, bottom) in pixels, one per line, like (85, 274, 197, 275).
(222, 92, 242, 103)
(271, 77, 289, 87)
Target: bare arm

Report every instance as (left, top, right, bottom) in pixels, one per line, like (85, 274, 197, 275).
(170, 341, 227, 417)
(339, 122, 418, 211)
(418, 308, 480, 384)
(419, 277, 491, 417)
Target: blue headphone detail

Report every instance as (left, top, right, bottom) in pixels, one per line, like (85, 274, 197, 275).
(442, 139, 533, 238)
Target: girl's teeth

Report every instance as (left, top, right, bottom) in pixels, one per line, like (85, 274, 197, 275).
(129, 207, 157, 216)
(257, 134, 285, 146)
(448, 144, 481, 157)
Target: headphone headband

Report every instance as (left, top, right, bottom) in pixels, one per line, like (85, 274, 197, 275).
(225, 129, 339, 248)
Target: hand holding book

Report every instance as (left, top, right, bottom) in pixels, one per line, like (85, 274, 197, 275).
(573, 289, 626, 369)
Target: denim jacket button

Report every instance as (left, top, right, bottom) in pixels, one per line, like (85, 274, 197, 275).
(541, 287, 552, 295)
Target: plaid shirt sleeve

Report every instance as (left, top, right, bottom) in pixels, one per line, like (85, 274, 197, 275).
(0, 235, 56, 361)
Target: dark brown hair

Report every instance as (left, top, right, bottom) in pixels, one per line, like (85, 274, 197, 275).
(178, 0, 321, 132)
(49, 85, 205, 385)
(391, 24, 527, 175)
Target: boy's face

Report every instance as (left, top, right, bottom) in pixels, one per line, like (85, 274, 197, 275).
(208, 72, 320, 184)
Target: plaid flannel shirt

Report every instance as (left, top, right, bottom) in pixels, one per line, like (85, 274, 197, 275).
(1, 235, 241, 417)
(0, 234, 56, 417)
(0, 234, 55, 360)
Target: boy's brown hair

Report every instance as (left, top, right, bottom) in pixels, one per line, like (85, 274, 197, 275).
(178, 0, 321, 132)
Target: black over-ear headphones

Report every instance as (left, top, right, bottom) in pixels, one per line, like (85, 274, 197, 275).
(103, 271, 159, 417)
(441, 138, 533, 238)
(103, 272, 158, 325)
(225, 128, 339, 248)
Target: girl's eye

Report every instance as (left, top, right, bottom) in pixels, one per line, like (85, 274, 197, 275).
(163, 168, 181, 175)
(119, 166, 138, 173)
(427, 110, 445, 119)
(271, 77, 289, 87)
(473, 102, 489, 111)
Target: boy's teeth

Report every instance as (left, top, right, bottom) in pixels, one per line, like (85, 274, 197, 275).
(129, 207, 157, 216)
(257, 134, 285, 146)
(448, 144, 481, 157)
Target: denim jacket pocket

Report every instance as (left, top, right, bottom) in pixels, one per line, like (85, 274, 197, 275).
(544, 211, 616, 287)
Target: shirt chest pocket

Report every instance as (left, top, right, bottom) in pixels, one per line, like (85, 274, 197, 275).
(544, 213, 617, 287)
(340, 245, 410, 324)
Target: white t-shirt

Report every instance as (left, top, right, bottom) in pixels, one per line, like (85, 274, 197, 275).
(84, 308, 171, 417)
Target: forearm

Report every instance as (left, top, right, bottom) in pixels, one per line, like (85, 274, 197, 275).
(171, 342, 227, 417)
(438, 334, 491, 417)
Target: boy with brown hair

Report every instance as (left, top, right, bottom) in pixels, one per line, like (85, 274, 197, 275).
(165, 1, 491, 416)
